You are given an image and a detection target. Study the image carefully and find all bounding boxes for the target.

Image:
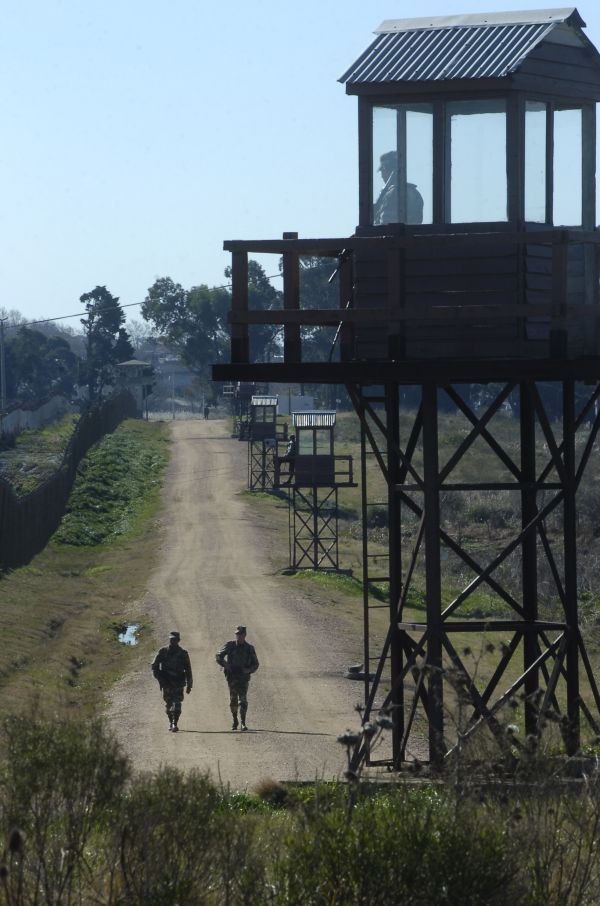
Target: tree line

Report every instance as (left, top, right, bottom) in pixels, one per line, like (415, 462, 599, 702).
(2, 286, 134, 407)
(139, 256, 343, 379)
(3, 259, 585, 422)
(2, 257, 341, 411)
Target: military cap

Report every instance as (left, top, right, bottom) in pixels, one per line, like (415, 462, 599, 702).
(234, 625, 247, 635)
(378, 150, 397, 171)
(169, 630, 181, 640)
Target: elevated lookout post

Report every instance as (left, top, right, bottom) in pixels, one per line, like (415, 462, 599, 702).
(248, 395, 279, 490)
(224, 381, 261, 439)
(275, 410, 356, 570)
(214, 7, 600, 770)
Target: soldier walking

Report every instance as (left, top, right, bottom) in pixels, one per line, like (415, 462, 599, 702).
(151, 630, 193, 732)
(216, 625, 259, 730)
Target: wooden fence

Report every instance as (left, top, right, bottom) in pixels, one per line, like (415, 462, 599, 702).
(0, 391, 137, 569)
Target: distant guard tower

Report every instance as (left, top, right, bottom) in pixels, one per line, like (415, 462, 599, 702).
(214, 8, 600, 769)
(115, 359, 154, 418)
(223, 381, 262, 439)
(248, 395, 280, 490)
(275, 410, 355, 569)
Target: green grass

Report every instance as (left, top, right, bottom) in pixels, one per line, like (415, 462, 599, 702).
(0, 419, 171, 720)
(287, 569, 364, 598)
(54, 419, 169, 546)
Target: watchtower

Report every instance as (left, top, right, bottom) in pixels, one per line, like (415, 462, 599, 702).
(247, 395, 281, 490)
(115, 359, 154, 418)
(224, 381, 262, 439)
(275, 410, 356, 569)
(214, 7, 600, 769)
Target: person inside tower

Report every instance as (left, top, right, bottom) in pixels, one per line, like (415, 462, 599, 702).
(373, 150, 424, 225)
(277, 434, 297, 486)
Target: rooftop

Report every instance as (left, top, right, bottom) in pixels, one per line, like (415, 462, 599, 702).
(340, 6, 589, 85)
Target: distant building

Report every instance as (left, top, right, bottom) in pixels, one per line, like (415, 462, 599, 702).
(115, 359, 155, 416)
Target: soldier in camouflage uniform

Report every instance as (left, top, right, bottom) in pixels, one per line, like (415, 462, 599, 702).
(373, 150, 424, 225)
(152, 630, 193, 732)
(216, 625, 259, 730)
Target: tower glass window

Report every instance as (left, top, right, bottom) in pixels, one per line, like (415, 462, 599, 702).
(554, 103, 582, 226)
(525, 100, 547, 222)
(372, 103, 433, 225)
(315, 429, 332, 454)
(447, 99, 507, 223)
(298, 431, 313, 456)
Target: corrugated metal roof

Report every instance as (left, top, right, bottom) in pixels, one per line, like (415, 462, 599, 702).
(251, 396, 278, 407)
(340, 8, 583, 85)
(375, 9, 583, 32)
(293, 411, 336, 428)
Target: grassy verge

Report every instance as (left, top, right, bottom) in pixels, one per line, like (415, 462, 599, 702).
(55, 420, 168, 545)
(0, 412, 79, 494)
(0, 418, 170, 721)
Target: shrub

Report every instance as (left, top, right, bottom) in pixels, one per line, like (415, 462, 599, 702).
(114, 766, 268, 906)
(0, 715, 129, 904)
(273, 787, 521, 905)
(3, 715, 600, 904)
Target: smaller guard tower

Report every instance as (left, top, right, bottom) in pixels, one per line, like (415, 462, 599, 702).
(275, 410, 355, 569)
(248, 395, 282, 490)
(115, 359, 154, 418)
(224, 381, 262, 439)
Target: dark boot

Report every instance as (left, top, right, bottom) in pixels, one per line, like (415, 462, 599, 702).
(231, 708, 238, 730)
(172, 713, 180, 733)
(240, 704, 248, 731)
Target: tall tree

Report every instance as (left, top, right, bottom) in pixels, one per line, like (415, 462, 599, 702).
(294, 256, 340, 362)
(141, 262, 280, 378)
(141, 277, 229, 382)
(0, 307, 26, 327)
(276, 256, 348, 407)
(5, 327, 79, 402)
(80, 286, 133, 401)
(126, 318, 155, 354)
(224, 259, 282, 363)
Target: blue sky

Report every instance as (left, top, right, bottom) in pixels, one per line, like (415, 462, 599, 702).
(2, 1, 600, 328)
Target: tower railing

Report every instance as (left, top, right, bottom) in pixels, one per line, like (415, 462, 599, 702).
(225, 230, 600, 365)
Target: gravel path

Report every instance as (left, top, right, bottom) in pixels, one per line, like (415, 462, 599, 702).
(106, 419, 364, 790)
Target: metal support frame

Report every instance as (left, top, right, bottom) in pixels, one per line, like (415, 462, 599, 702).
(248, 439, 276, 491)
(291, 485, 339, 570)
(216, 231, 600, 771)
(231, 400, 250, 439)
(349, 377, 600, 769)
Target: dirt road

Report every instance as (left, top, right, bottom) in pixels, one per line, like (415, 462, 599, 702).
(107, 419, 363, 790)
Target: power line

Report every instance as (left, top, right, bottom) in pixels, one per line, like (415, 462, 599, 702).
(3, 271, 284, 332)
(19, 299, 142, 330)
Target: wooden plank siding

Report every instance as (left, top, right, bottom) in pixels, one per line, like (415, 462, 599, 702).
(525, 244, 589, 345)
(514, 40, 600, 100)
(224, 231, 600, 364)
(293, 455, 336, 487)
(354, 240, 523, 359)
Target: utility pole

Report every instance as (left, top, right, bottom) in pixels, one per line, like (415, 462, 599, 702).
(0, 317, 7, 416)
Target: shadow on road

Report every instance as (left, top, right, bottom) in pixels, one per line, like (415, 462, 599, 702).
(179, 729, 332, 737)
